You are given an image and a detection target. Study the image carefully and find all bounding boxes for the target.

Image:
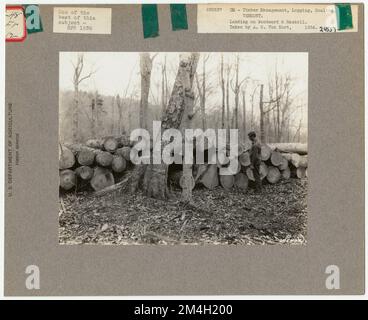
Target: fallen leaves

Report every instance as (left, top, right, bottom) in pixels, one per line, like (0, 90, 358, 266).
(59, 179, 307, 245)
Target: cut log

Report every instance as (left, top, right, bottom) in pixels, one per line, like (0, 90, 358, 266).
(269, 143, 307, 155)
(278, 157, 289, 170)
(77, 149, 95, 166)
(298, 155, 308, 168)
(281, 166, 291, 179)
(246, 167, 254, 181)
(235, 162, 242, 174)
(270, 150, 283, 166)
(242, 141, 252, 152)
(259, 162, 268, 180)
(111, 155, 127, 173)
(75, 166, 94, 180)
(245, 162, 267, 181)
(239, 151, 251, 167)
(296, 167, 307, 179)
(282, 152, 301, 168)
(217, 152, 230, 168)
(59, 145, 75, 169)
(116, 146, 131, 161)
(261, 144, 272, 161)
(116, 135, 131, 147)
(234, 172, 249, 191)
(85, 139, 104, 149)
(90, 167, 115, 191)
(59, 169, 76, 190)
(266, 166, 281, 184)
(95, 151, 113, 167)
(220, 175, 234, 190)
(193, 164, 208, 182)
(200, 164, 219, 189)
(103, 136, 119, 152)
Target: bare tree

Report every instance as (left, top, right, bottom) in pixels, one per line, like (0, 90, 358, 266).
(195, 54, 210, 130)
(139, 53, 157, 130)
(259, 84, 265, 142)
(231, 54, 249, 132)
(220, 54, 226, 129)
(161, 54, 168, 114)
(71, 54, 95, 142)
(241, 88, 246, 141)
(225, 62, 232, 136)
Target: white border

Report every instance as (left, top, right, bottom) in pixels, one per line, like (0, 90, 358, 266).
(0, 0, 366, 300)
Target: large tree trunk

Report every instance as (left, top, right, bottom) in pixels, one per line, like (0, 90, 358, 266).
(269, 143, 308, 155)
(180, 72, 196, 202)
(132, 53, 200, 200)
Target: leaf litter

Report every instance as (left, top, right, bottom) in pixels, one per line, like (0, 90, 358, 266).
(59, 179, 307, 245)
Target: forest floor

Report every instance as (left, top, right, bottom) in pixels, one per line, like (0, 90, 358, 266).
(59, 178, 307, 245)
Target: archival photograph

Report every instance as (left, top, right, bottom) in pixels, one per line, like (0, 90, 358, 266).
(59, 52, 308, 245)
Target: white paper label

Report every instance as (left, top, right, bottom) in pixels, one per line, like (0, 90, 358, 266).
(197, 4, 358, 33)
(53, 7, 111, 34)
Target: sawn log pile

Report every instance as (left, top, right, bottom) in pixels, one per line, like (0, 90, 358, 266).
(59, 136, 308, 193)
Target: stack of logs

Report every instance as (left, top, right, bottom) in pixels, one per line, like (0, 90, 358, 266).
(171, 142, 308, 192)
(59, 135, 132, 192)
(59, 136, 308, 193)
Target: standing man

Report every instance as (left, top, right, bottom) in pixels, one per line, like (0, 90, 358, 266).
(248, 131, 262, 193)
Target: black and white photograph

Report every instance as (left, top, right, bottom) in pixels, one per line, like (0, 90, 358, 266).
(59, 52, 308, 245)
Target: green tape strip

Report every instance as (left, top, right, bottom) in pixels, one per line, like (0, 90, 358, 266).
(170, 4, 188, 31)
(335, 4, 353, 30)
(23, 4, 43, 34)
(142, 4, 159, 38)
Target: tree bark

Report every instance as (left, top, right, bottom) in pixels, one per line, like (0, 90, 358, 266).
(241, 90, 246, 142)
(220, 54, 226, 129)
(139, 53, 153, 130)
(269, 143, 307, 155)
(131, 53, 200, 200)
(259, 84, 265, 143)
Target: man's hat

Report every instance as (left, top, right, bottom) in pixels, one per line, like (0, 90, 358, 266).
(248, 131, 256, 138)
